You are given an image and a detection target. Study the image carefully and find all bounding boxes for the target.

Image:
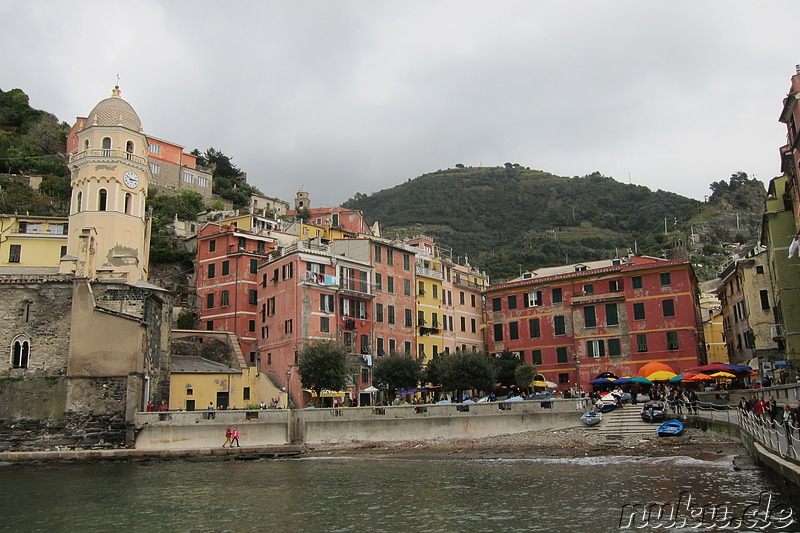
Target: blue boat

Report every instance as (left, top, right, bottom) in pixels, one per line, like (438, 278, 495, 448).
(581, 411, 603, 426)
(658, 419, 684, 436)
(597, 402, 616, 413)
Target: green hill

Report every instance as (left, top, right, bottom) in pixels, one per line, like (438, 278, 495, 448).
(343, 166, 765, 281)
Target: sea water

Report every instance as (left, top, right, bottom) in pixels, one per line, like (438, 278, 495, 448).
(0, 453, 796, 532)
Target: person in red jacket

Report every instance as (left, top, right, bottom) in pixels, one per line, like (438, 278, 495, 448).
(754, 397, 768, 424)
(222, 426, 232, 447)
(231, 427, 240, 447)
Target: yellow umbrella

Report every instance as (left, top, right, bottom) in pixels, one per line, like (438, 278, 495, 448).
(532, 380, 548, 388)
(646, 370, 678, 381)
(711, 371, 736, 379)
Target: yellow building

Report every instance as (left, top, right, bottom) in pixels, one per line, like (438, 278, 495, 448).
(699, 288, 728, 364)
(406, 235, 445, 363)
(0, 215, 68, 268)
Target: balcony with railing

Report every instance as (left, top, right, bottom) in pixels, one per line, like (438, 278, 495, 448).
(415, 264, 443, 280)
(453, 275, 484, 291)
(69, 148, 147, 166)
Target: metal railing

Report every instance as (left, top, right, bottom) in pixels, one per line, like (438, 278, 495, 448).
(692, 401, 799, 461)
(70, 148, 147, 166)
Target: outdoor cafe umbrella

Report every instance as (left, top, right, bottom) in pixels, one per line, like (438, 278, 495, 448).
(669, 374, 688, 383)
(629, 376, 652, 384)
(637, 361, 676, 378)
(684, 373, 714, 381)
(544, 381, 558, 388)
(646, 370, 678, 381)
(710, 371, 736, 379)
(589, 378, 615, 385)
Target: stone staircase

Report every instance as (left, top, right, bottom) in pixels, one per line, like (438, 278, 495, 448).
(586, 405, 664, 437)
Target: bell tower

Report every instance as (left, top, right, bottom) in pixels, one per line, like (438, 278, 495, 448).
(60, 86, 152, 284)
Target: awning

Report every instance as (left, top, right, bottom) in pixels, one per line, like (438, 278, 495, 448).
(303, 389, 347, 398)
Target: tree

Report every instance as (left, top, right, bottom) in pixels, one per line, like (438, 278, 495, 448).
(427, 351, 496, 401)
(373, 352, 422, 400)
(492, 350, 523, 387)
(514, 364, 537, 392)
(297, 341, 351, 406)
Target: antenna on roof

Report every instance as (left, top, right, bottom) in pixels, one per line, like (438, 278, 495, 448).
(116, 73, 120, 87)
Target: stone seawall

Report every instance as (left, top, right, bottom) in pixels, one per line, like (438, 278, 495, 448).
(134, 398, 591, 450)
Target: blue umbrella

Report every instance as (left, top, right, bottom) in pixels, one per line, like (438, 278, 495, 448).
(589, 378, 614, 385)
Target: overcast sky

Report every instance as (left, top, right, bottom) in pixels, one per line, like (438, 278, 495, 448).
(3, 1, 800, 206)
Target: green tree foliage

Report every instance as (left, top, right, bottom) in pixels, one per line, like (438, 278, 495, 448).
(491, 350, 523, 387)
(425, 351, 496, 401)
(191, 147, 263, 210)
(148, 190, 207, 265)
(297, 341, 351, 406)
(0, 88, 70, 178)
(372, 352, 422, 399)
(708, 172, 766, 214)
(514, 364, 537, 390)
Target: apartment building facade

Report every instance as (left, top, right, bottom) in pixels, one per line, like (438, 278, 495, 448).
(0, 215, 68, 269)
(484, 256, 705, 391)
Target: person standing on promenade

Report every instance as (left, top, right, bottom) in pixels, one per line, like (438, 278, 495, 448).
(158, 401, 168, 412)
(755, 397, 768, 424)
(231, 427, 240, 447)
(783, 405, 797, 446)
(222, 426, 232, 447)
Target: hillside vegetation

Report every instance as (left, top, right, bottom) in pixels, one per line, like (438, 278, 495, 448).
(344, 166, 766, 281)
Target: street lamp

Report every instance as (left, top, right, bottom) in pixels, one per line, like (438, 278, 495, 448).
(285, 369, 292, 409)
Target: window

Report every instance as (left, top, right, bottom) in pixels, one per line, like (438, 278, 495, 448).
(662, 299, 675, 317)
(532, 349, 542, 365)
(460, 292, 465, 305)
(98, 189, 107, 211)
(509, 321, 519, 340)
(471, 318, 476, 333)
(460, 316, 466, 332)
(374, 245, 382, 263)
(8, 244, 21, 263)
(206, 293, 214, 309)
(556, 347, 568, 363)
(209, 240, 216, 253)
(387, 276, 394, 294)
(745, 330, 756, 349)
(419, 344, 425, 358)
(102, 137, 112, 151)
(583, 284, 594, 295)
(206, 320, 214, 331)
(554, 315, 566, 335)
(208, 263, 215, 279)
(404, 341, 411, 354)
(321, 316, 330, 333)
(148, 142, 161, 154)
(492, 297, 502, 311)
(375, 273, 382, 292)
(432, 313, 439, 328)
(418, 310, 425, 326)
(197, 177, 208, 187)
(11, 336, 30, 368)
(221, 260, 229, 275)
(243, 388, 251, 401)
(558, 373, 570, 384)
(150, 163, 160, 174)
(376, 303, 384, 322)
(387, 306, 395, 324)
(386, 250, 393, 266)
(583, 306, 597, 327)
(75, 191, 83, 213)
(552, 288, 562, 303)
(183, 172, 194, 183)
(760, 290, 770, 311)
(508, 295, 517, 309)
(404, 279, 411, 297)
(221, 290, 229, 307)
(124, 193, 132, 214)
(403, 254, 410, 271)
(249, 289, 257, 305)
(756, 265, 765, 274)
(587, 339, 605, 358)
(524, 291, 542, 307)
(660, 272, 672, 286)
(609, 280, 621, 292)
(360, 334, 370, 355)
(606, 303, 619, 326)
(285, 319, 293, 334)
(471, 294, 476, 307)
(405, 308, 413, 327)
(250, 259, 258, 274)
(633, 302, 645, 320)
(432, 285, 438, 299)
(632, 276, 643, 289)
(529, 318, 540, 338)
(418, 281, 425, 296)
(248, 320, 255, 332)
(267, 297, 275, 316)
(666, 331, 679, 350)
(636, 333, 648, 352)
(320, 294, 333, 313)
(494, 323, 503, 342)
(608, 338, 621, 356)
(377, 337, 385, 356)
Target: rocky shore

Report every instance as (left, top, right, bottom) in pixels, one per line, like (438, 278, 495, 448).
(308, 427, 746, 461)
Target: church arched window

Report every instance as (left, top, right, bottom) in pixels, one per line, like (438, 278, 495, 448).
(124, 192, 132, 215)
(11, 335, 30, 369)
(102, 137, 112, 156)
(83, 139, 90, 151)
(75, 191, 83, 214)
(125, 140, 134, 160)
(98, 189, 108, 211)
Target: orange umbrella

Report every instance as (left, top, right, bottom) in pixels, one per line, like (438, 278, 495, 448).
(685, 373, 713, 381)
(637, 361, 677, 378)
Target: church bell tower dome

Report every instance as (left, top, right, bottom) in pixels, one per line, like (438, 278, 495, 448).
(84, 86, 143, 132)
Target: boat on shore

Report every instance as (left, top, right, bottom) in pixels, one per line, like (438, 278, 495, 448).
(657, 419, 684, 436)
(581, 411, 603, 426)
(640, 401, 666, 423)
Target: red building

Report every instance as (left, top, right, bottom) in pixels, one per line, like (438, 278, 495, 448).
(257, 240, 376, 407)
(483, 256, 706, 391)
(196, 223, 276, 362)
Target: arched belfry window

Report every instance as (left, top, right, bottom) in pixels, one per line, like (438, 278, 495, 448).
(124, 192, 132, 215)
(83, 139, 90, 151)
(125, 140, 134, 160)
(11, 335, 30, 369)
(75, 191, 83, 213)
(98, 189, 108, 211)
(102, 137, 112, 156)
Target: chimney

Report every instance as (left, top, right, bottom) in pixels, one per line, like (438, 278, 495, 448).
(796, 65, 800, 75)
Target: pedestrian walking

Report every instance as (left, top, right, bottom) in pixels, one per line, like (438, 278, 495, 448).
(222, 426, 232, 447)
(231, 427, 240, 447)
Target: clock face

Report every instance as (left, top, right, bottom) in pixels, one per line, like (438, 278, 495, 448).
(123, 171, 139, 188)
